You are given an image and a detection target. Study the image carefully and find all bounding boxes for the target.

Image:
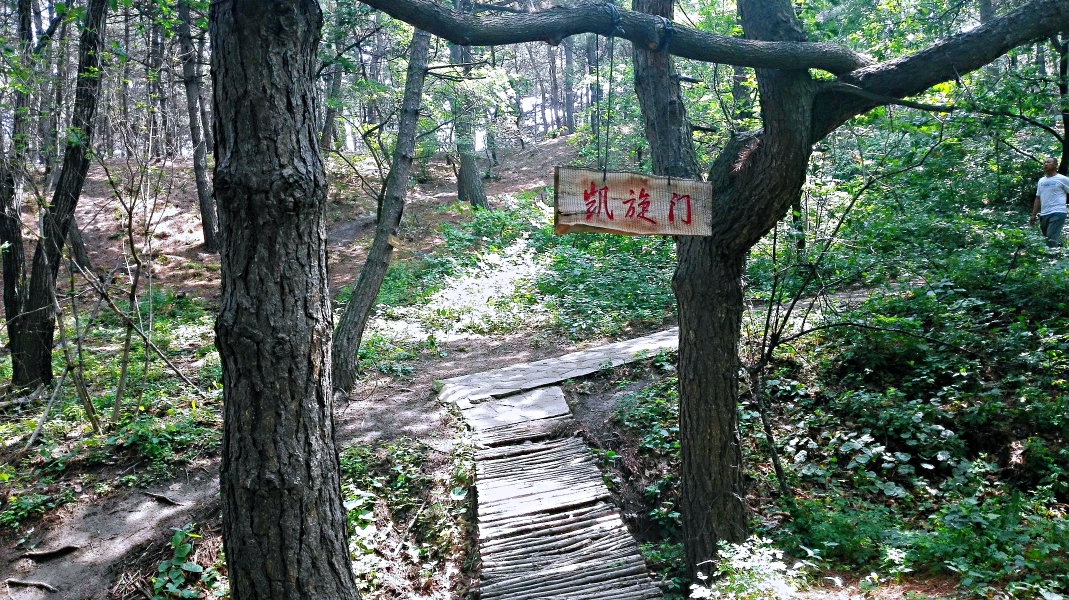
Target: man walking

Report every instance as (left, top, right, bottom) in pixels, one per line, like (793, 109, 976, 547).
(1031, 157, 1069, 248)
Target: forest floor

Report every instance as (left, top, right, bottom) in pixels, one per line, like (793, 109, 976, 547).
(0, 135, 978, 599)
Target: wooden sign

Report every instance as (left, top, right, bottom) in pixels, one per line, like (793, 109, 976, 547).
(553, 166, 713, 236)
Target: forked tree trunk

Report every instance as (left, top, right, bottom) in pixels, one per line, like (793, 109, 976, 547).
(210, 1, 359, 598)
(178, 0, 219, 253)
(333, 30, 431, 393)
(5, 0, 109, 388)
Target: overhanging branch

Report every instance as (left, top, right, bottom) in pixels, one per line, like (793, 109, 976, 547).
(357, 0, 873, 75)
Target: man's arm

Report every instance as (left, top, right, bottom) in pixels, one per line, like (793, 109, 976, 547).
(1031, 195, 1041, 225)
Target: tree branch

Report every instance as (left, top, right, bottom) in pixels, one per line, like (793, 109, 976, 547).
(357, 0, 873, 74)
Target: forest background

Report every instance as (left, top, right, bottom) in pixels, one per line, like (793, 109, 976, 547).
(0, 0, 1068, 598)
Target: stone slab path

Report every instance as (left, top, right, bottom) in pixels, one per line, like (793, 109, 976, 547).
(438, 329, 679, 599)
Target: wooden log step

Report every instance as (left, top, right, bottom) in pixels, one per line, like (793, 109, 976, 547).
(477, 415, 575, 446)
(480, 512, 622, 551)
(478, 485, 609, 518)
(480, 561, 654, 598)
(476, 437, 582, 461)
(485, 573, 662, 600)
(478, 502, 618, 540)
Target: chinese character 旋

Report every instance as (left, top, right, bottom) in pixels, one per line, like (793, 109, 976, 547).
(584, 181, 613, 220)
(624, 188, 656, 224)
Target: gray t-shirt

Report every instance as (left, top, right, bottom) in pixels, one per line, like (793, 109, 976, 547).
(1037, 173, 1069, 216)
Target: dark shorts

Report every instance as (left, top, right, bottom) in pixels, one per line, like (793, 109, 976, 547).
(1039, 213, 1066, 248)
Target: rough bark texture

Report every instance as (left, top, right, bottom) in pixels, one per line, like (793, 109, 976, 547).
(178, 0, 219, 253)
(0, 0, 34, 386)
(210, 1, 359, 598)
(631, 0, 753, 576)
(333, 30, 431, 393)
(5, 0, 108, 387)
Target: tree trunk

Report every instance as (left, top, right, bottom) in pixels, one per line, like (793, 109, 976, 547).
(197, 30, 214, 155)
(586, 34, 601, 141)
(631, 0, 752, 575)
(321, 8, 347, 149)
(547, 45, 562, 131)
(210, 1, 360, 598)
(1055, 35, 1069, 173)
(451, 40, 488, 209)
(563, 38, 576, 133)
(333, 30, 431, 394)
(178, 0, 219, 252)
(321, 65, 344, 150)
(1, 0, 35, 386)
(6, 0, 108, 388)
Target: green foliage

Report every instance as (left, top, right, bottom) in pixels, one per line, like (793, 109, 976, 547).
(689, 537, 807, 600)
(911, 487, 1069, 596)
(338, 435, 474, 594)
(535, 233, 677, 336)
(639, 541, 687, 599)
(151, 524, 223, 599)
(615, 376, 679, 456)
(0, 490, 75, 529)
(107, 412, 218, 478)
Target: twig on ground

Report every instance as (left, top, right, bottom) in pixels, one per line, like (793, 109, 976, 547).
(144, 492, 184, 506)
(5, 579, 59, 592)
(19, 545, 80, 561)
(0, 385, 45, 410)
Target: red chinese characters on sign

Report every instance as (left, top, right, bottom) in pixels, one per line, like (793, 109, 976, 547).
(584, 182, 613, 221)
(669, 193, 692, 225)
(555, 166, 711, 236)
(624, 188, 656, 224)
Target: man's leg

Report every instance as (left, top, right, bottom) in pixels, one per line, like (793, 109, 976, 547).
(1040, 213, 1067, 248)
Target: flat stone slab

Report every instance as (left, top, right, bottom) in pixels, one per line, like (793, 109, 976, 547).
(438, 327, 678, 406)
(463, 387, 570, 432)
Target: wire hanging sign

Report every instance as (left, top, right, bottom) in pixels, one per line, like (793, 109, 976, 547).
(553, 4, 713, 237)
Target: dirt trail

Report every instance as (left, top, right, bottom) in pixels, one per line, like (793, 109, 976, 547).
(0, 137, 584, 598)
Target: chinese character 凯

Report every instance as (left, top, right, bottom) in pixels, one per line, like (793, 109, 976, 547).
(624, 188, 656, 224)
(669, 193, 692, 225)
(584, 181, 613, 221)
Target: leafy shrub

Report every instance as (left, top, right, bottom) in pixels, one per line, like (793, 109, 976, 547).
(689, 537, 807, 600)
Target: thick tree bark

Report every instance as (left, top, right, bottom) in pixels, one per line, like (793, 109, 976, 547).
(631, 0, 752, 575)
(333, 30, 431, 393)
(210, 1, 359, 598)
(178, 0, 219, 253)
(5, 0, 108, 388)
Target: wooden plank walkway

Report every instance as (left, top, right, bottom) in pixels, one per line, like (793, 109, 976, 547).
(438, 333, 677, 599)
